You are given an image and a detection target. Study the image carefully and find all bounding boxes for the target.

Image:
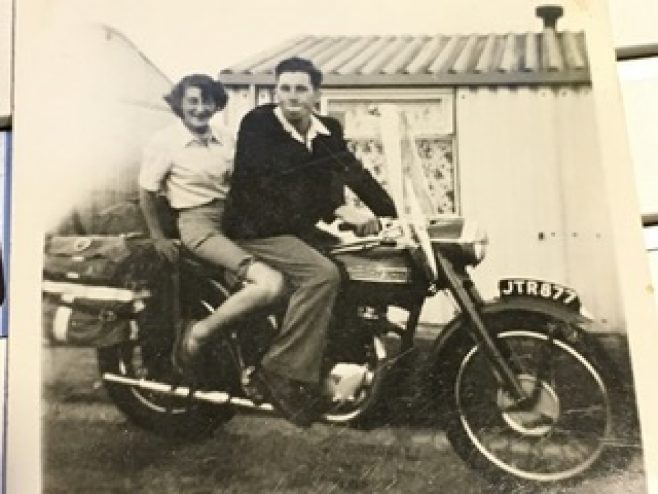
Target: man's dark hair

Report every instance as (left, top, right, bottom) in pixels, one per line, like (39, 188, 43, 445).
(164, 74, 228, 118)
(275, 57, 323, 89)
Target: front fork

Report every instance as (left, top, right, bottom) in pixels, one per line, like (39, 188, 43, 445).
(435, 251, 528, 404)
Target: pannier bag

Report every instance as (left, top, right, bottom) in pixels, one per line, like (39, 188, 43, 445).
(42, 235, 162, 347)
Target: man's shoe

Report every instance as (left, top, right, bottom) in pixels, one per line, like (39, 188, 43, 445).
(171, 320, 201, 384)
(255, 368, 318, 428)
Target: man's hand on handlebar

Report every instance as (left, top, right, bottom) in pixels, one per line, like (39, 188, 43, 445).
(334, 204, 382, 237)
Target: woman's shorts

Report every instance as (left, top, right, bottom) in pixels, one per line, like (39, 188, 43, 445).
(177, 200, 253, 275)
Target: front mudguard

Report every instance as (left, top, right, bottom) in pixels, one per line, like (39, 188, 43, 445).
(430, 295, 602, 366)
(419, 296, 623, 400)
(425, 295, 622, 390)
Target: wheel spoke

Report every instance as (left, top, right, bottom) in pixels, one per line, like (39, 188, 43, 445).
(452, 328, 611, 482)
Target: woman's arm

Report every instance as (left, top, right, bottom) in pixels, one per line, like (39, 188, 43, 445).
(139, 188, 179, 262)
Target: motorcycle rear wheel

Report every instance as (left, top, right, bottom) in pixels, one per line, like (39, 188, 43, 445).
(98, 341, 233, 440)
(440, 311, 613, 485)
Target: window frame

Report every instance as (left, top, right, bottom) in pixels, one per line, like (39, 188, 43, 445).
(319, 88, 460, 214)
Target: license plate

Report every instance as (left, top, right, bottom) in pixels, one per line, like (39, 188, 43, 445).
(498, 278, 581, 310)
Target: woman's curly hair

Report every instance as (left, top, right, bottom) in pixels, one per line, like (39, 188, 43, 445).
(164, 74, 228, 117)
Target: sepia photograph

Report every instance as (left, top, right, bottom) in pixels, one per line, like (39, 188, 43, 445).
(7, 0, 658, 492)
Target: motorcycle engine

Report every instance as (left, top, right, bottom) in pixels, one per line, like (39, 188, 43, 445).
(323, 363, 372, 402)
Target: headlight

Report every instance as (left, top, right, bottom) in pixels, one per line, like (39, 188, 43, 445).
(471, 235, 488, 263)
(461, 222, 488, 265)
(429, 217, 488, 266)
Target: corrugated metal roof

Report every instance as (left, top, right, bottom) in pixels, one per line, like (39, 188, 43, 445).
(220, 32, 590, 87)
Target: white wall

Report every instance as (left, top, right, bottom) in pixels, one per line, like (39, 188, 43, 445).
(445, 86, 623, 331)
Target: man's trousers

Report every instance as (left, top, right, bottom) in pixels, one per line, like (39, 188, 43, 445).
(237, 235, 340, 384)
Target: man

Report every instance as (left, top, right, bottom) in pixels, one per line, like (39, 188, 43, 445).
(223, 57, 396, 427)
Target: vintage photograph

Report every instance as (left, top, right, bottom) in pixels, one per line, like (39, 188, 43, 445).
(7, 0, 658, 492)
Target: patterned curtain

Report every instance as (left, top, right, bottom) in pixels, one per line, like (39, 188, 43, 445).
(327, 97, 457, 214)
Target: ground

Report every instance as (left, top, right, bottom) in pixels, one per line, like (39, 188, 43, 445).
(42, 346, 646, 494)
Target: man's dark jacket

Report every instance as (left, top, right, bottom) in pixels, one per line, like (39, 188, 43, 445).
(222, 104, 396, 239)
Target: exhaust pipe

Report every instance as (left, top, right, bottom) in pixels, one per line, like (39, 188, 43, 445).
(102, 372, 275, 412)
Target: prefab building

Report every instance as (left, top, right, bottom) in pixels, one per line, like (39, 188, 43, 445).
(47, 15, 622, 333)
(217, 12, 622, 332)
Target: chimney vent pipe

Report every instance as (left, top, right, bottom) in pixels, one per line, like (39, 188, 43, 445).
(536, 5, 564, 29)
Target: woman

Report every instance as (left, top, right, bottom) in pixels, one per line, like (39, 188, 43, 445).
(138, 74, 284, 380)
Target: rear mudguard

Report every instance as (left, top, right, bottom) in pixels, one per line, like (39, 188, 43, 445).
(429, 295, 605, 367)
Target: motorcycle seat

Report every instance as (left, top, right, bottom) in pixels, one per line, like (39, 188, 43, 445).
(179, 250, 248, 295)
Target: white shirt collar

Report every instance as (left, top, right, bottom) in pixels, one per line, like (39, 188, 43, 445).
(274, 106, 330, 151)
(172, 119, 222, 147)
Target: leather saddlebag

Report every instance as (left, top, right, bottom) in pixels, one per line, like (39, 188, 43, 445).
(42, 235, 162, 347)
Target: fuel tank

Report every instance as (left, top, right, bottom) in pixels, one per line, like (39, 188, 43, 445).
(332, 245, 425, 307)
(333, 244, 416, 284)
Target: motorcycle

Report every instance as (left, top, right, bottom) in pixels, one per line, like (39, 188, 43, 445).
(97, 106, 617, 486)
(98, 208, 617, 486)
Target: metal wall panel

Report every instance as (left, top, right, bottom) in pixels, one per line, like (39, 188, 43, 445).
(456, 86, 567, 286)
(38, 24, 174, 220)
(430, 86, 623, 331)
(553, 86, 623, 330)
(420, 86, 565, 325)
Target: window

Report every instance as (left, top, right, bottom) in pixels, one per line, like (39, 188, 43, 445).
(321, 89, 458, 215)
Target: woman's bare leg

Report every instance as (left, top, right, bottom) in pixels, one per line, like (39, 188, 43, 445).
(175, 229, 285, 363)
(185, 261, 284, 353)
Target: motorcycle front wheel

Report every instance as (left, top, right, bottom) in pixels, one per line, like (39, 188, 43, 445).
(97, 340, 233, 440)
(440, 311, 613, 485)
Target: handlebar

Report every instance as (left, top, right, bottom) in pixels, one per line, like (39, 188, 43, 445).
(326, 218, 403, 253)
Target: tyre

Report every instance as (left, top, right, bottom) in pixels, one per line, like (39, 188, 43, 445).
(98, 339, 233, 440)
(438, 310, 613, 485)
